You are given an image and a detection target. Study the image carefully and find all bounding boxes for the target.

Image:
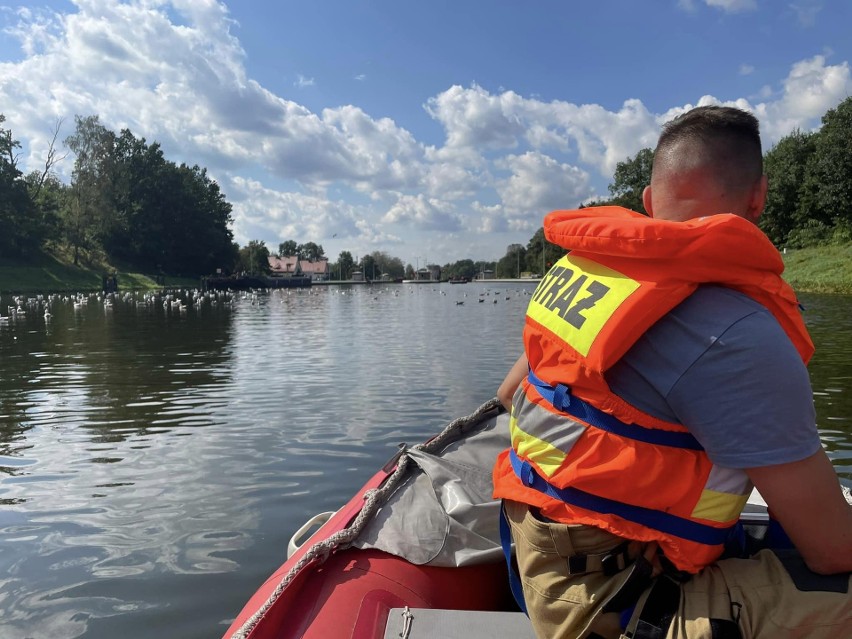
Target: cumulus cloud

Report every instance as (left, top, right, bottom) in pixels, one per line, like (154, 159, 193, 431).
(424, 84, 527, 151)
(381, 194, 463, 231)
(678, 0, 757, 12)
(704, 0, 758, 12)
(754, 55, 852, 142)
(496, 152, 591, 215)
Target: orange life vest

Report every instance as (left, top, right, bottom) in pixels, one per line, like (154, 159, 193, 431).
(493, 206, 814, 573)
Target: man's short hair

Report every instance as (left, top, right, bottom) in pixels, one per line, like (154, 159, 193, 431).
(654, 106, 763, 191)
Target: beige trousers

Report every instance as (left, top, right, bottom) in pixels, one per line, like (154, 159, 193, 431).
(505, 499, 852, 639)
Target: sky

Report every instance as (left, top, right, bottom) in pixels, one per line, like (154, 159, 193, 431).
(1, 1, 851, 267)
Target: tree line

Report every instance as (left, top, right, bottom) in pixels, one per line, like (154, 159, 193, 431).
(1, 114, 237, 276)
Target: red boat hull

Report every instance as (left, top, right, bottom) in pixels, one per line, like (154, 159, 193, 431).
(224, 463, 513, 639)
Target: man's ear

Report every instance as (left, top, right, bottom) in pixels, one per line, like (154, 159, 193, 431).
(642, 186, 654, 218)
(746, 174, 768, 223)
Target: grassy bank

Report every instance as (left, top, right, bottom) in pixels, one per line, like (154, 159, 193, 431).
(0, 253, 199, 294)
(782, 244, 852, 295)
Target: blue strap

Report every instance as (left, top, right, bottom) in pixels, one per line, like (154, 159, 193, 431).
(499, 501, 528, 615)
(526, 370, 704, 451)
(509, 449, 731, 547)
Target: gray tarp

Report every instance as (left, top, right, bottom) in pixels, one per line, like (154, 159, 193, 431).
(353, 412, 510, 567)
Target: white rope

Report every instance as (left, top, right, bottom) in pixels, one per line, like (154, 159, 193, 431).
(229, 398, 503, 639)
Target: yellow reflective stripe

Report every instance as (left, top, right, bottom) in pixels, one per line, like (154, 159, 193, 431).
(527, 254, 640, 357)
(691, 489, 750, 523)
(510, 414, 566, 477)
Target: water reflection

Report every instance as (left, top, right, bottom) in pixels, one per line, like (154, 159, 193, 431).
(801, 293, 852, 477)
(0, 285, 849, 639)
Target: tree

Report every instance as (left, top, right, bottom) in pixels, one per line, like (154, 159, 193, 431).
(761, 129, 817, 246)
(442, 259, 477, 280)
(237, 240, 271, 275)
(333, 250, 355, 280)
(607, 148, 654, 214)
(357, 250, 403, 279)
(525, 227, 566, 275)
(278, 240, 298, 257)
(25, 171, 66, 247)
(64, 115, 117, 264)
(0, 114, 39, 256)
(299, 242, 325, 261)
(798, 97, 852, 234)
(360, 254, 378, 280)
(496, 243, 526, 278)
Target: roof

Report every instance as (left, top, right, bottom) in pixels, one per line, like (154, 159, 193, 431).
(269, 256, 328, 275)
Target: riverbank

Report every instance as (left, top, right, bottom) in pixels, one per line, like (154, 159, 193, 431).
(782, 243, 852, 295)
(1, 243, 850, 295)
(0, 253, 198, 294)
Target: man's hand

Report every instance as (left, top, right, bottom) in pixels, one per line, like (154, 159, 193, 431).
(498, 353, 528, 411)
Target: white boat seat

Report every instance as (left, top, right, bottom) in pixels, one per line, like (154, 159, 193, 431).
(384, 607, 537, 639)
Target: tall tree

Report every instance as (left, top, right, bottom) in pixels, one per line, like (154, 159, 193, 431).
(496, 243, 526, 278)
(238, 240, 271, 275)
(64, 115, 117, 264)
(525, 227, 566, 275)
(298, 242, 325, 261)
(607, 148, 654, 214)
(0, 115, 39, 256)
(798, 96, 852, 232)
(761, 129, 817, 245)
(278, 240, 298, 257)
(333, 250, 355, 280)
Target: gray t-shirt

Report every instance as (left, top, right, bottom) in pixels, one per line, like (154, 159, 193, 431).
(606, 285, 821, 469)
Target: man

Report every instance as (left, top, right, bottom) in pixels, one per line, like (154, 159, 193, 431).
(493, 106, 851, 639)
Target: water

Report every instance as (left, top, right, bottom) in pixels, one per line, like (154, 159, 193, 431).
(0, 285, 850, 639)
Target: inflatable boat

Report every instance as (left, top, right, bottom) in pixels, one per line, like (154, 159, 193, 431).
(223, 399, 776, 639)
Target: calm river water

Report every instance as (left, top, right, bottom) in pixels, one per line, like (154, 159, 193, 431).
(0, 284, 850, 639)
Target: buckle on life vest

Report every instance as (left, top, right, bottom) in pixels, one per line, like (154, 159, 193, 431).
(552, 382, 571, 412)
(520, 460, 537, 487)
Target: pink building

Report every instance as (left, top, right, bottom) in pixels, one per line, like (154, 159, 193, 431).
(268, 256, 329, 281)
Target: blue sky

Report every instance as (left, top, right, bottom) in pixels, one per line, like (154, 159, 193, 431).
(1, 1, 851, 266)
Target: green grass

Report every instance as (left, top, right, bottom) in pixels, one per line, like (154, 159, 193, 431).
(782, 244, 852, 295)
(0, 252, 200, 294)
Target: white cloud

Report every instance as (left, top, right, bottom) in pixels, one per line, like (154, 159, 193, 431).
(424, 84, 527, 151)
(704, 0, 758, 12)
(678, 0, 757, 12)
(789, 1, 822, 27)
(496, 152, 591, 215)
(381, 194, 463, 231)
(295, 74, 315, 88)
(739, 64, 755, 75)
(754, 55, 852, 142)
